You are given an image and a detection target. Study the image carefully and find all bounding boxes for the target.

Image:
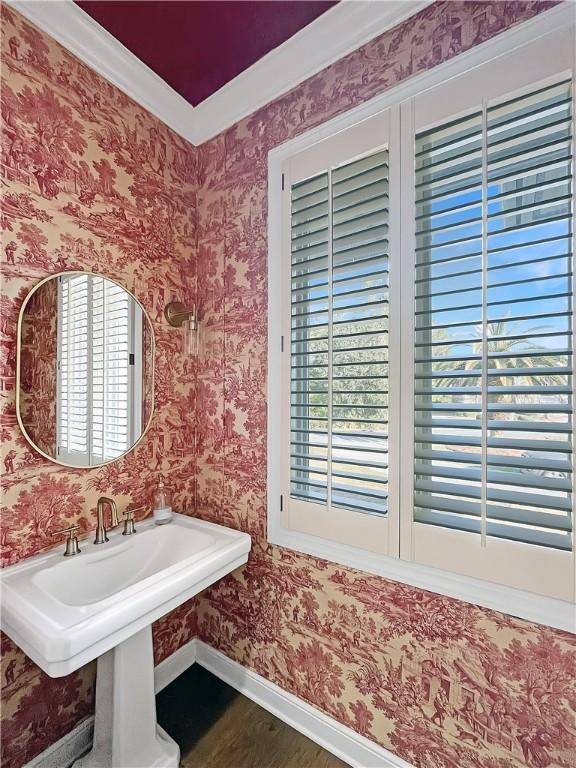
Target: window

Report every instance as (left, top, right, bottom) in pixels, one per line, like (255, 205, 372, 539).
(57, 274, 142, 466)
(268, 13, 575, 629)
(408, 78, 574, 601)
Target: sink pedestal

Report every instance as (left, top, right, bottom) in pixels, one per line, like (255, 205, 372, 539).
(75, 626, 179, 768)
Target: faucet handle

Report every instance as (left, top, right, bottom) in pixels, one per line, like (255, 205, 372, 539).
(51, 525, 81, 557)
(122, 506, 144, 536)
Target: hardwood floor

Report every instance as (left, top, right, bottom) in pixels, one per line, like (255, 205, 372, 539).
(156, 664, 350, 768)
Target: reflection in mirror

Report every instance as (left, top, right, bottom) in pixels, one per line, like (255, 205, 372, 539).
(17, 272, 154, 467)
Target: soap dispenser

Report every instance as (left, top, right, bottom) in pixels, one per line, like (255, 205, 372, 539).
(153, 477, 173, 525)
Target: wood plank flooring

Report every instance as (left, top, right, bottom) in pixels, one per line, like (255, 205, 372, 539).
(156, 664, 350, 768)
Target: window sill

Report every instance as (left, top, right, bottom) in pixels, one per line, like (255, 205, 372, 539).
(267, 525, 575, 633)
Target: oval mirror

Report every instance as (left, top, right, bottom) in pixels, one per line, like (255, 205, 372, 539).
(16, 272, 154, 467)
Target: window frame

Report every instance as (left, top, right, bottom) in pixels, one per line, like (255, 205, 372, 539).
(267, 4, 576, 632)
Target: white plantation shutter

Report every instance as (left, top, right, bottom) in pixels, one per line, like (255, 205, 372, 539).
(413, 80, 573, 552)
(58, 274, 141, 465)
(289, 146, 391, 518)
(58, 274, 90, 456)
(91, 278, 132, 463)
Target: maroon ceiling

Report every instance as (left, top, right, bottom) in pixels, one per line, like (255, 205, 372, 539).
(76, 1, 337, 107)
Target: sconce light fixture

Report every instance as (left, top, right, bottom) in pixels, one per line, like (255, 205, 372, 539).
(164, 301, 198, 356)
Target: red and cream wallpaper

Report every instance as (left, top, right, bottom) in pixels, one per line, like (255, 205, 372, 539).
(0, 6, 197, 767)
(192, 3, 576, 768)
(18, 276, 57, 456)
(2, 3, 576, 768)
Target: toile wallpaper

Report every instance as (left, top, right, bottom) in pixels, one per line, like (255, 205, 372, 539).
(0, 6, 197, 766)
(1, 3, 576, 768)
(19, 276, 57, 456)
(192, 3, 576, 768)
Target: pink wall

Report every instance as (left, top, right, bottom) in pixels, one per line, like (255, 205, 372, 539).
(19, 277, 57, 456)
(2, 3, 576, 768)
(193, 2, 576, 767)
(0, 7, 197, 766)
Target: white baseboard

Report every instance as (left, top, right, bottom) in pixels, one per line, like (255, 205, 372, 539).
(24, 637, 412, 768)
(154, 637, 198, 693)
(23, 717, 93, 768)
(195, 641, 411, 768)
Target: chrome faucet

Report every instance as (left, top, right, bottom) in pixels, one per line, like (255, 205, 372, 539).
(94, 496, 120, 544)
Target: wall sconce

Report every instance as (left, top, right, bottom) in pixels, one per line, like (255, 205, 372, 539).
(164, 301, 199, 356)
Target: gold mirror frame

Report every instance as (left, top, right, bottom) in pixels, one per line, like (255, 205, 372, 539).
(15, 271, 156, 469)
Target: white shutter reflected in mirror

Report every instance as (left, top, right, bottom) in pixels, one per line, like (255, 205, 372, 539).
(58, 274, 90, 458)
(58, 274, 141, 466)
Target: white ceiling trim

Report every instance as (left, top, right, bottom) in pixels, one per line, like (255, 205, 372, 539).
(8, 0, 197, 143)
(7, 0, 431, 146)
(191, 0, 431, 144)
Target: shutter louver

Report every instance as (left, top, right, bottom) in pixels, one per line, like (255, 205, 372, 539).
(290, 149, 389, 515)
(291, 171, 330, 504)
(414, 80, 573, 551)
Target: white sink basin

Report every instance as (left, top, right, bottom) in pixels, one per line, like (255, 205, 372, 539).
(1, 513, 251, 767)
(34, 523, 217, 607)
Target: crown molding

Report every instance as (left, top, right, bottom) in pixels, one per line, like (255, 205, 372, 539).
(191, 0, 431, 144)
(7, 0, 432, 146)
(7, 0, 197, 143)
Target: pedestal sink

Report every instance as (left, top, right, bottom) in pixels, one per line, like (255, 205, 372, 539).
(1, 513, 251, 767)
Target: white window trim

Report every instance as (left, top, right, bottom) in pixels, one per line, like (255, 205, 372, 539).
(267, 3, 576, 633)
